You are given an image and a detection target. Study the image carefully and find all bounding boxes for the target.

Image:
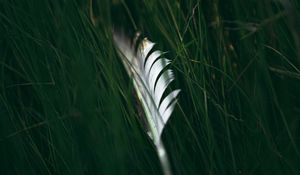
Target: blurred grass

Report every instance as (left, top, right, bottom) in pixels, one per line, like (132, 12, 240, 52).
(0, 0, 300, 174)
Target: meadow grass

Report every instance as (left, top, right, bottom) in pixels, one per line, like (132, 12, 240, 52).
(0, 0, 300, 174)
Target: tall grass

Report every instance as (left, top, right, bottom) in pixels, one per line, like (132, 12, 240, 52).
(0, 0, 299, 174)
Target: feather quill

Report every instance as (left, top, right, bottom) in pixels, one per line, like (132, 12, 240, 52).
(113, 31, 180, 175)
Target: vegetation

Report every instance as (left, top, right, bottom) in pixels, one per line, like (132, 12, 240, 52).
(0, 0, 299, 174)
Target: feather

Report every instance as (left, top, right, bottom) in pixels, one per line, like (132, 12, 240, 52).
(113, 31, 180, 175)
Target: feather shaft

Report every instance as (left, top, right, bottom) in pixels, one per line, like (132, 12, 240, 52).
(113, 32, 180, 175)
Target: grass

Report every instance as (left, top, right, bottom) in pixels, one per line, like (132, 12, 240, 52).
(0, 0, 300, 174)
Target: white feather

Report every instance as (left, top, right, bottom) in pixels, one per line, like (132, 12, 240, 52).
(113, 32, 180, 175)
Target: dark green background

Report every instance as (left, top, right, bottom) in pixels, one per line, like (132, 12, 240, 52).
(0, 0, 299, 174)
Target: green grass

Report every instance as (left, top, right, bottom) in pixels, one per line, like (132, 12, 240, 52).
(0, 0, 300, 174)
